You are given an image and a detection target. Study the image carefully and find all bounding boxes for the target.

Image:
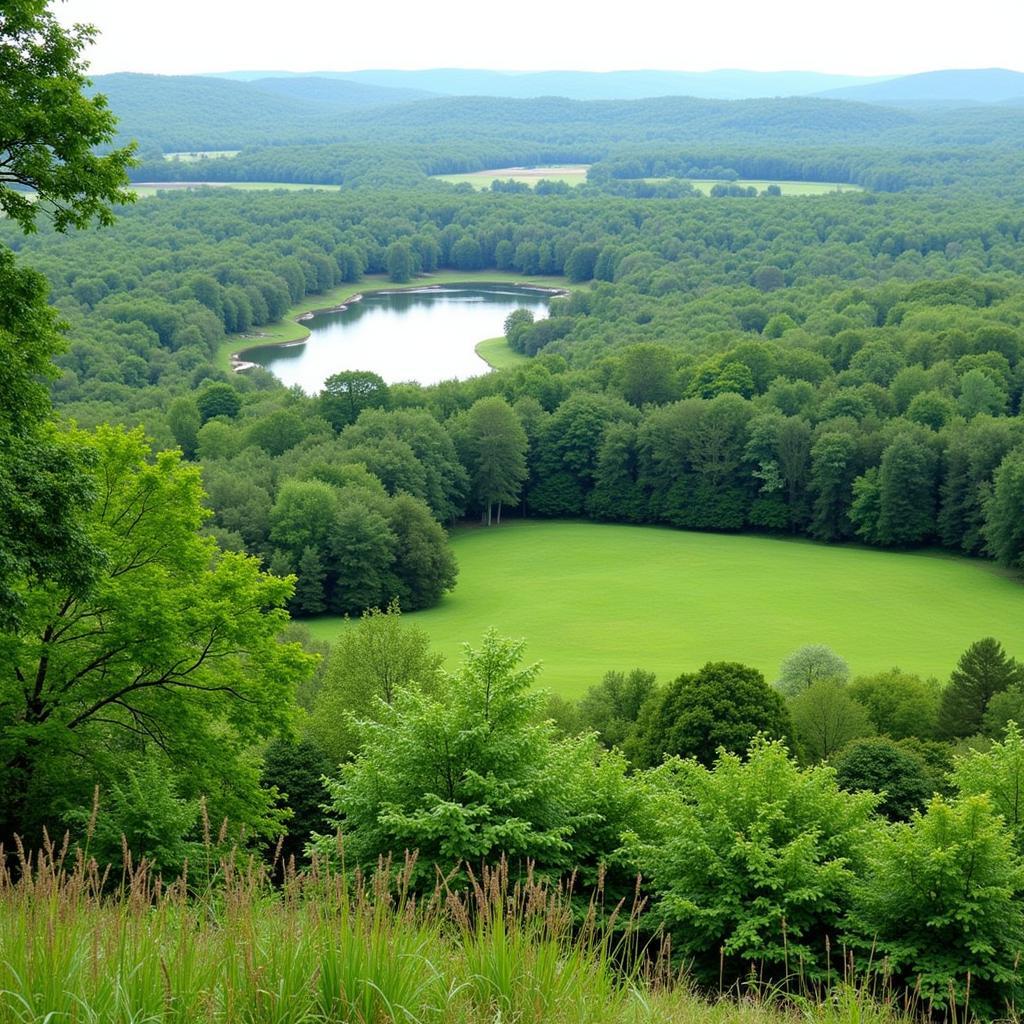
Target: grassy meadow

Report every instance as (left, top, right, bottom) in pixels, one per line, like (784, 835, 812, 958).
(434, 165, 591, 188)
(431, 166, 860, 195)
(0, 849, 915, 1024)
(306, 521, 1024, 694)
(475, 335, 532, 369)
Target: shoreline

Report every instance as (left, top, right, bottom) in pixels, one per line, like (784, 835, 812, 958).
(228, 275, 569, 373)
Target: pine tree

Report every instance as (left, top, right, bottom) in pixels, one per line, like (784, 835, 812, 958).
(938, 637, 1024, 739)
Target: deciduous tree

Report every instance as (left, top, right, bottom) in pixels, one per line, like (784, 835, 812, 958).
(0, 427, 314, 844)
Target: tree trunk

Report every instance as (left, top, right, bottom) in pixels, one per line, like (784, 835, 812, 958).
(497, 501, 502, 525)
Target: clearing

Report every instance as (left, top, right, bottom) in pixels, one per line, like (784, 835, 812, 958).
(305, 521, 1024, 695)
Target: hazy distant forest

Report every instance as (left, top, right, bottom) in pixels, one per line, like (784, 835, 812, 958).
(4, 4, 1024, 1020)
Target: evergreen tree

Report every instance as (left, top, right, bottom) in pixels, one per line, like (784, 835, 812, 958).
(938, 637, 1024, 739)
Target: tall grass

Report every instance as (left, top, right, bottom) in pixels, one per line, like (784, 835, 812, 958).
(0, 837, 925, 1024)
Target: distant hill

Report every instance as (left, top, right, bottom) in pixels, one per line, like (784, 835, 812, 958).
(817, 68, 1024, 105)
(335, 94, 914, 144)
(247, 76, 433, 106)
(208, 68, 888, 101)
(89, 73, 437, 153)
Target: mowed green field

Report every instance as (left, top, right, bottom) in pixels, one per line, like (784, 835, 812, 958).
(304, 521, 1024, 696)
(433, 165, 591, 189)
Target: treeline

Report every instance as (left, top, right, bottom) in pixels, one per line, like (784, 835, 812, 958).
(587, 143, 1024, 193)
(120, 92, 1024, 194)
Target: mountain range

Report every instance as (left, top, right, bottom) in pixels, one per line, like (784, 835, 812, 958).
(203, 67, 1024, 104)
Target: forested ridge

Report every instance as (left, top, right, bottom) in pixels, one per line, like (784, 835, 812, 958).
(116, 90, 1024, 193)
(5, 4, 1024, 1017)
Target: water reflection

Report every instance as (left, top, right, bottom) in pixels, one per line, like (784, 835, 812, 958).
(243, 284, 553, 392)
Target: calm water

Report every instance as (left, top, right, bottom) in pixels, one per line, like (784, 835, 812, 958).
(243, 285, 553, 392)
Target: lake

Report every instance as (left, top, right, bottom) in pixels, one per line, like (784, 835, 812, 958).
(241, 284, 554, 392)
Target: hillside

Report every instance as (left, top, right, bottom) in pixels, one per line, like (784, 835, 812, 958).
(247, 75, 433, 106)
(818, 67, 1024, 104)
(88, 73, 431, 152)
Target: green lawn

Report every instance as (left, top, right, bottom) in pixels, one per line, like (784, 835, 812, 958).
(219, 271, 568, 371)
(475, 335, 531, 370)
(433, 165, 590, 189)
(304, 521, 1024, 695)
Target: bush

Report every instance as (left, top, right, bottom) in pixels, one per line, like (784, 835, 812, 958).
(848, 795, 1024, 1017)
(629, 738, 880, 982)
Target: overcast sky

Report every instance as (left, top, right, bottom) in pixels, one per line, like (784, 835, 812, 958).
(57, 0, 1024, 77)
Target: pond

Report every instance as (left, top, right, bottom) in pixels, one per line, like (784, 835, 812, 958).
(240, 284, 555, 392)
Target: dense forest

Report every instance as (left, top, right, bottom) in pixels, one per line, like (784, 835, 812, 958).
(115, 90, 1024, 193)
(5, 3, 1024, 1018)
(5, 185, 1023, 618)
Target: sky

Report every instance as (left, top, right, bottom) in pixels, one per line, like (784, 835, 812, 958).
(57, 0, 1024, 77)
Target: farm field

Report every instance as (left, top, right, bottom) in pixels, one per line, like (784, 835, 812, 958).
(305, 521, 1024, 695)
(433, 165, 591, 188)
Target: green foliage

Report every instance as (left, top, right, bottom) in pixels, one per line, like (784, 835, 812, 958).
(307, 601, 443, 765)
(451, 396, 528, 525)
(848, 670, 941, 740)
(950, 721, 1024, 851)
(774, 644, 849, 697)
(386, 240, 414, 283)
(0, 0, 135, 232)
(937, 636, 1024, 740)
(630, 738, 880, 982)
(166, 394, 200, 457)
(196, 381, 241, 422)
(984, 447, 1024, 571)
(578, 668, 658, 750)
(314, 630, 640, 886)
(833, 738, 934, 820)
(269, 475, 455, 616)
(320, 370, 390, 431)
(852, 432, 938, 546)
(631, 662, 792, 767)
(848, 795, 1024, 1016)
(0, 251, 97, 627)
(64, 759, 199, 876)
(261, 736, 333, 866)
(0, 426, 315, 843)
(292, 545, 327, 615)
(789, 680, 874, 761)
